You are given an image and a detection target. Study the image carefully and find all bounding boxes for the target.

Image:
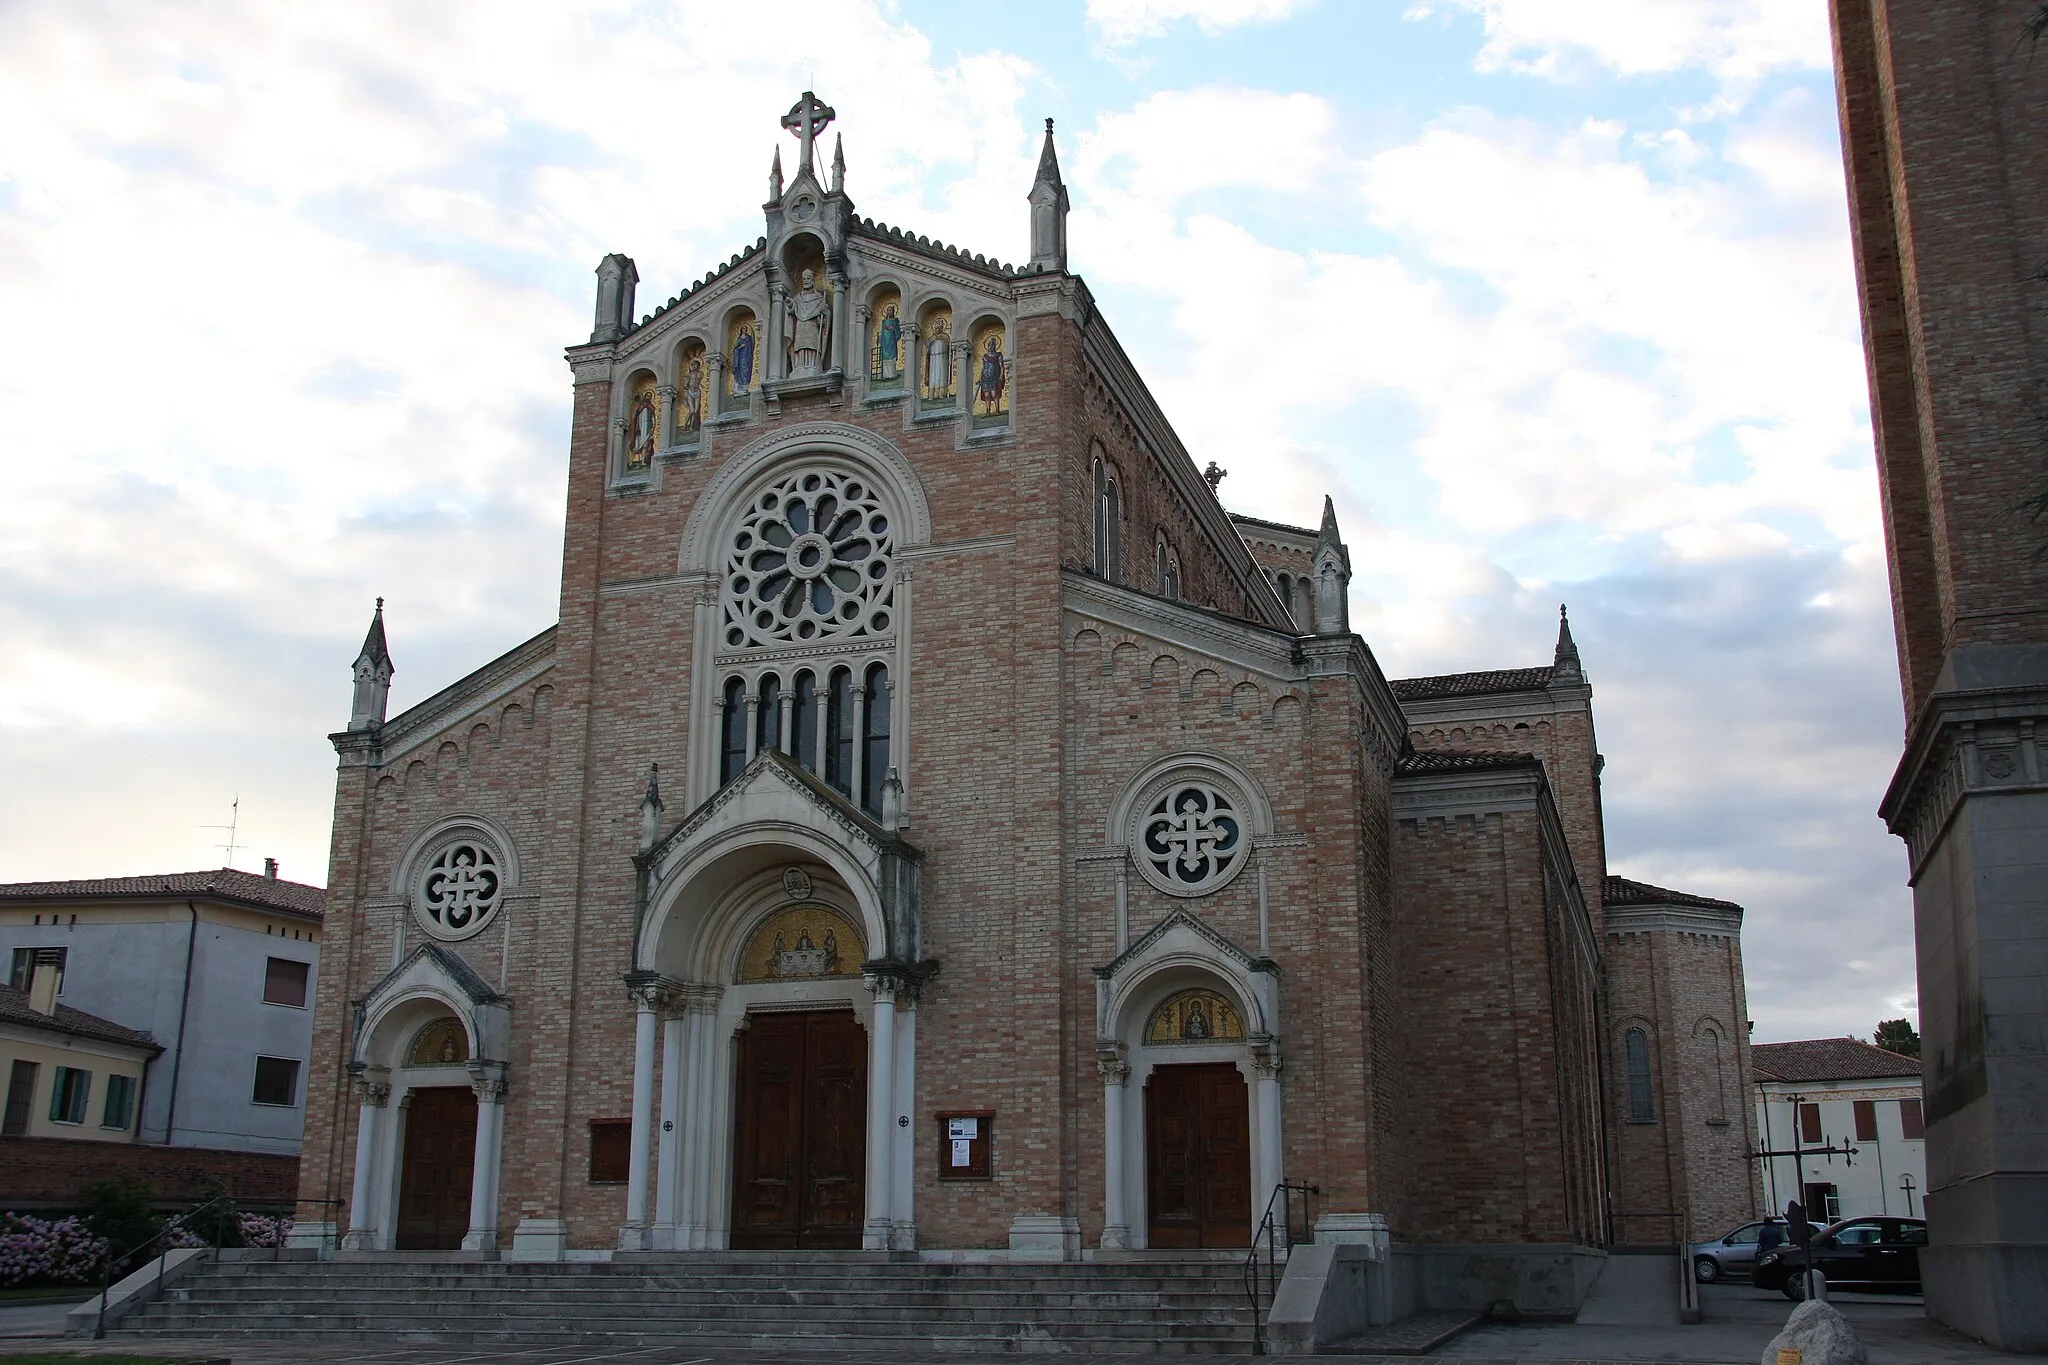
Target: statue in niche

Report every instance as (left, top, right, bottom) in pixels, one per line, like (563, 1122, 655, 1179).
(680, 354, 705, 435)
(731, 323, 756, 395)
(976, 334, 1007, 413)
(876, 304, 901, 381)
(924, 320, 951, 395)
(627, 388, 656, 468)
(786, 269, 832, 376)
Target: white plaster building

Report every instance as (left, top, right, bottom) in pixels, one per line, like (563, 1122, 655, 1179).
(1753, 1037, 1926, 1224)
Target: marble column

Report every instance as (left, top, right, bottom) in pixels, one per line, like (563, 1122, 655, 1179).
(344, 1075, 389, 1251)
(1252, 1044, 1284, 1233)
(863, 979, 898, 1251)
(620, 981, 665, 1249)
(653, 1003, 689, 1247)
(462, 1069, 507, 1252)
(1099, 1052, 1132, 1249)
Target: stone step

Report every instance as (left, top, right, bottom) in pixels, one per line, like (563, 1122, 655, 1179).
(122, 1310, 1252, 1338)
(113, 1327, 1253, 1355)
(140, 1294, 1252, 1319)
(162, 1286, 1249, 1309)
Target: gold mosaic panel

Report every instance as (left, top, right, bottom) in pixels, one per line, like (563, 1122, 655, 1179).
(970, 319, 1009, 419)
(870, 290, 905, 383)
(1144, 989, 1245, 1045)
(738, 904, 866, 983)
(676, 342, 707, 439)
(408, 1016, 470, 1067)
(918, 305, 954, 401)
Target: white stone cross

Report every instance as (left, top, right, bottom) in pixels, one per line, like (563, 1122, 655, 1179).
(781, 91, 836, 178)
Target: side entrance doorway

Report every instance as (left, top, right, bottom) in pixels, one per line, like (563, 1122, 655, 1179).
(1146, 1062, 1252, 1248)
(395, 1085, 476, 1250)
(730, 1009, 867, 1249)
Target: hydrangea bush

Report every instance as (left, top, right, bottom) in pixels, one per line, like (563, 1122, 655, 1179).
(0, 1214, 109, 1287)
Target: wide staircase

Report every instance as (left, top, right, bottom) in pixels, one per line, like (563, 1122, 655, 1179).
(110, 1251, 1262, 1353)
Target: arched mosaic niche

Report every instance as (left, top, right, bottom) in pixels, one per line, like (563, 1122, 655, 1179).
(408, 1016, 470, 1068)
(737, 904, 867, 983)
(1145, 988, 1246, 1045)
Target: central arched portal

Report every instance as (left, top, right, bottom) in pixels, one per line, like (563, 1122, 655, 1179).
(730, 1007, 867, 1248)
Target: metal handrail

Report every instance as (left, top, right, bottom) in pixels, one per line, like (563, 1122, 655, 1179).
(92, 1193, 234, 1340)
(1242, 1180, 1318, 1356)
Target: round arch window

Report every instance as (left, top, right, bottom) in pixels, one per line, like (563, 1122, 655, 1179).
(411, 837, 506, 941)
(1133, 778, 1248, 897)
(722, 466, 896, 649)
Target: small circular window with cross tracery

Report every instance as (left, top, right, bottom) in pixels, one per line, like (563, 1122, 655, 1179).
(1137, 781, 1246, 897)
(723, 468, 895, 649)
(413, 839, 504, 941)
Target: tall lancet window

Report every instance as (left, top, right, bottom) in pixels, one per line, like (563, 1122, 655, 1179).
(1093, 454, 1120, 583)
(714, 463, 903, 819)
(1625, 1028, 1655, 1123)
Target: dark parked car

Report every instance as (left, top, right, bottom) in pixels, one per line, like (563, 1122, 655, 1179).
(1690, 1219, 1793, 1282)
(1751, 1216, 1927, 1298)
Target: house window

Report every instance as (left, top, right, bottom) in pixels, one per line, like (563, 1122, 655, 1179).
(101, 1074, 136, 1130)
(1799, 1102, 1823, 1144)
(263, 957, 311, 1008)
(2, 1061, 36, 1136)
(48, 1066, 90, 1125)
(9, 946, 64, 994)
(1899, 1098, 1924, 1139)
(252, 1056, 300, 1107)
(589, 1119, 632, 1183)
(1624, 1028, 1654, 1122)
(1853, 1099, 1878, 1142)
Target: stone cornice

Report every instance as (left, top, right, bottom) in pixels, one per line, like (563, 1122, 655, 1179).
(1390, 758, 1544, 822)
(1400, 680, 1594, 728)
(1604, 900, 1743, 940)
(1064, 571, 1297, 678)
(355, 626, 559, 769)
(1880, 679, 2048, 877)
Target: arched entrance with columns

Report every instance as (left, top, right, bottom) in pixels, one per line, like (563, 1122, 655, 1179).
(624, 749, 930, 1252)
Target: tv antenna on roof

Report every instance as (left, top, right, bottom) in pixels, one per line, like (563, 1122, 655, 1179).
(201, 795, 243, 869)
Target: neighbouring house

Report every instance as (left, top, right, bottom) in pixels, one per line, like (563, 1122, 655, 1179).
(1753, 1036, 1926, 1224)
(0, 866, 324, 1157)
(0, 951, 160, 1143)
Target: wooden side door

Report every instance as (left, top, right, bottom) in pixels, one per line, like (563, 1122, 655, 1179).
(731, 1013, 808, 1249)
(800, 1011, 867, 1248)
(1146, 1062, 1252, 1249)
(731, 1010, 867, 1250)
(395, 1086, 477, 1250)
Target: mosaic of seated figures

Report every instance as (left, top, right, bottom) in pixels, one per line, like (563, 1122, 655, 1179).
(1146, 989, 1245, 1045)
(409, 1016, 470, 1067)
(739, 904, 867, 983)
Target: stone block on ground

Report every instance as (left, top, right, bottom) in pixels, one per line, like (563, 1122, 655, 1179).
(1762, 1299, 1866, 1365)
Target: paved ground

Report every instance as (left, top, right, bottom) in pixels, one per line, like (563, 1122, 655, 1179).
(0, 1281, 2043, 1364)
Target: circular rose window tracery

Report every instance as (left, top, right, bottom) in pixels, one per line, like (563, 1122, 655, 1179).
(723, 468, 895, 649)
(414, 839, 504, 940)
(1137, 781, 1246, 897)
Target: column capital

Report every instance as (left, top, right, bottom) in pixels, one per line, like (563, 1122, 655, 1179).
(862, 958, 936, 1003)
(470, 1075, 509, 1103)
(1096, 1041, 1129, 1085)
(1250, 1035, 1283, 1079)
(355, 1079, 391, 1107)
(624, 970, 684, 1013)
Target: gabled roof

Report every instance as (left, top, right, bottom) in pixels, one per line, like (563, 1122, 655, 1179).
(0, 868, 325, 921)
(1604, 875, 1742, 912)
(1752, 1037, 1922, 1083)
(1390, 666, 1560, 701)
(0, 983, 160, 1053)
(1395, 749, 1541, 776)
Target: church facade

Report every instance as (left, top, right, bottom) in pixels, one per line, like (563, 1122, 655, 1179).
(298, 94, 1757, 1312)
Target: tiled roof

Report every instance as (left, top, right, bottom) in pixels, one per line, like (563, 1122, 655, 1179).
(1395, 749, 1541, 775)
(0, 869, 325, 920)
(1390, 667, 1558, 701)
(1228, 513, 1317, 539)
(0, 983, 159, 1053)
(1752, 1037, 1922, 1083)
(1604, 875, 1742, 912)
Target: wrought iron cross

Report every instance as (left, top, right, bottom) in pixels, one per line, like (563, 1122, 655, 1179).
(781, 90, 836, 178)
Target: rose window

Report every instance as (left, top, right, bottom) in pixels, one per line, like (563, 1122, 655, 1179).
(415, 840, 504, 940)
(1138, 783, 1245, 896)
(724, 468, 895, 649)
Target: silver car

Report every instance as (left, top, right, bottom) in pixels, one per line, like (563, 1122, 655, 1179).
(1691, 1220, 1790, 1282)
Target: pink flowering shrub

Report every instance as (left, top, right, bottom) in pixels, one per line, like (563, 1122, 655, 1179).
(0, 1214, 109, 1287)
(236, 1214, 292, 1248)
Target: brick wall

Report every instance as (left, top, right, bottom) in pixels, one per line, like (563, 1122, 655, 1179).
(1, 1136, 299, 1209)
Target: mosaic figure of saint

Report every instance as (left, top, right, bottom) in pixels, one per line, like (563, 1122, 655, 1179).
(977, 335, 1007, 411)
(823, 928, 839, 971)
(876, 305, 901, 381)
(681, 356, 704, 434)
(1181, 999, 1212, 1039)
(786, 269, 832, 376)
(627, 389, 657, 468)
(925, 325, 950, 395)
(438, 1033, 459, 1063)
(732, 324, 756, 394)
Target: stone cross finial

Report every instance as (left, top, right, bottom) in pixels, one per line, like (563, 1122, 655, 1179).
(781, 91, 836, 179)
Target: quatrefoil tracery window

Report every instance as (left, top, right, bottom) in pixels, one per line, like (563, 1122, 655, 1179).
(1137, 781, 1246, 897)
(414, 839, 504, 941)
(723, 468, 895, 650)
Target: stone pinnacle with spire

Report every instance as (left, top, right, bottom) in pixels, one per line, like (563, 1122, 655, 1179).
(830, 133, 845, 194)
(1312, 496, 1352, 636)
(1553, 604, 1582, 681)
(348, 598, 395, 732)
(1028, 116, 1069, 273)
(769, 145, 784, 200)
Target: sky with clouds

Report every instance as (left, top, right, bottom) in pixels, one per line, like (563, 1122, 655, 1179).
(0, 0, 1913, 1044)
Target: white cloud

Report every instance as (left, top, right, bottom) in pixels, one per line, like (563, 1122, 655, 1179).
(1409, 0, 1830, 87)
(1087, 0, 1314, 47)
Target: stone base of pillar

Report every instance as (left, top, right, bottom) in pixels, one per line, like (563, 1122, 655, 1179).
(1009, 1215, 1081, 1261)
(1099, 1224, 1131, 1251)
(339, 1227, 378, 1253)
(460, 1226, 499, 1253)
(1314, 1212, 1390, 1256)
(890, 1220, 918, 1252)
(617, 1222, 654, 1252)
(504, 1218, 569, 1262)
(289, 1221, 339, 1257)
(862, 1217, 894, 1251)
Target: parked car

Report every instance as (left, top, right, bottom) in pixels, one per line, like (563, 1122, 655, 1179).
(1690, 1219, 1793, 1282)
(1751, 1216, 1927, 1298)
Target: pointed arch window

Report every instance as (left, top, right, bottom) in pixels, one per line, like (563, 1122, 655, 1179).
(720, 678, 748, 786)
(1093, 455, 1120, 583)
(1156, 539, 1180, 600)
(1625, 1027, 1655, 1123)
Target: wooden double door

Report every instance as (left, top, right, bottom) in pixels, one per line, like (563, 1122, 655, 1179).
(396, 1085, 476, 1250)
(731, 1009, 867, 1249)
(1146, 1063, 1253, 1248)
